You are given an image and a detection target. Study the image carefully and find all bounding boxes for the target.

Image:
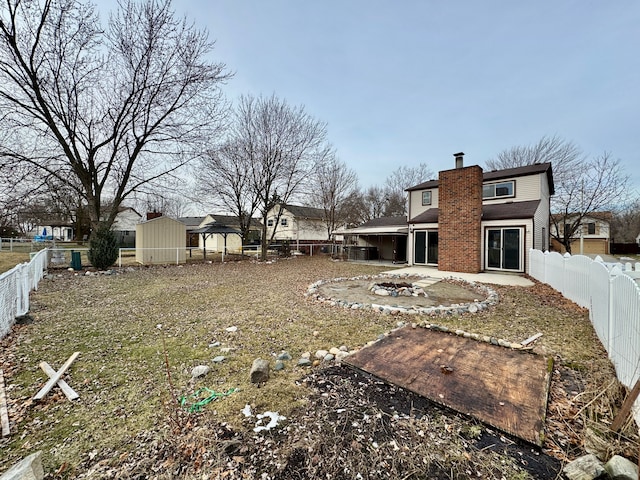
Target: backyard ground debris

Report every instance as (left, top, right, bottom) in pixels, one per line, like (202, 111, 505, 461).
(179, 388, 237, 413)
(32, 351, 79, 401)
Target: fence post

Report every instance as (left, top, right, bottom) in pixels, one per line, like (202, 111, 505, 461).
(608, 265, 623, 354)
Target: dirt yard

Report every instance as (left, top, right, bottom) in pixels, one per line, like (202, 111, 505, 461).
(0, 256, 638, 479)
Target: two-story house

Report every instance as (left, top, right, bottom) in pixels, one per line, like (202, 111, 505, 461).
(406, 153, 554, 273)
(550, 212, 611, 255)
(265, 204, 327, 248)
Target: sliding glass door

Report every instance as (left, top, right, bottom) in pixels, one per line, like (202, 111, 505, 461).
(485, 227, 523, 271)
(414, 230, 438, 265)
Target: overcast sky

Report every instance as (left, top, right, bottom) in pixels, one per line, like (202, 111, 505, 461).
(111, 1, 640, 196)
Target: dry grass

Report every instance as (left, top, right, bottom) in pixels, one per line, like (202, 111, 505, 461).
(0, 256, 637, 479)
(0, 252, 32, 273)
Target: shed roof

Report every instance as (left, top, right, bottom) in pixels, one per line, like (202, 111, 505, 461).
(191, 223, 242, 235)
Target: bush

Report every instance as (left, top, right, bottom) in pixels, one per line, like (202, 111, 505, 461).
(87, 224, 118, 270)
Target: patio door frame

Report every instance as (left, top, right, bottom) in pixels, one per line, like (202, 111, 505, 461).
(413, 229, 438, 265)
(485, 226, 524, 272)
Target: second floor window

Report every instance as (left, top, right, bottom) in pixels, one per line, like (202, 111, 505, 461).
(483, 181, 514, 200)
(267, 219, 274, 227)
(422, 191, 432, 206)
(587, 222, 596, 235)
(280, 218, 288, 226)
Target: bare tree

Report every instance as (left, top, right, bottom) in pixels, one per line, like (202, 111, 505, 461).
(196, 139, 260, 244)
(308, 150, 359, 239)
(0, 0, 229, 232)
(488, 137, 630, 253)
(610, 199, 640, 244)
(383, 163, 433, 217)
(200, 94, 328, 260)
(486, 135, 583, 186)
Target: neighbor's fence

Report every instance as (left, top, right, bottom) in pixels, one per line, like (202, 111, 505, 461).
(529, 249, 640, 424)
(0, 248, 49, 340)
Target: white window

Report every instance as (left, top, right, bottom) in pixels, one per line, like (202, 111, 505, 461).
(267, 219, 274, 227)
(422, 191, 432, 206)
(483, 181, 514, 199)
(280, 218, 288, 227)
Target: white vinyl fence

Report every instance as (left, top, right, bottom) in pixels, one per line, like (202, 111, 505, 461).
(529, 249, 640, 424)
(0, 249, 49, 339)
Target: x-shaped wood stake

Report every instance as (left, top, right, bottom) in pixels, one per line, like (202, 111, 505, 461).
(33, 352, 80, 401)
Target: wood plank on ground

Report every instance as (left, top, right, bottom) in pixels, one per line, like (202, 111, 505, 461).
(344, 326, 552, 446)
(33, 352, 80, 401)
(1, 369, 10, 437)
(39, 362, 79, 401)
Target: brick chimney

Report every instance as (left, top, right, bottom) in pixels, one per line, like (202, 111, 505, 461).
(146, 211, 162, 221)
(438, 152, 483, 273)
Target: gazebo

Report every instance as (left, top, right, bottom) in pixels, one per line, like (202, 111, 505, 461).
(191, 223, 243, 260)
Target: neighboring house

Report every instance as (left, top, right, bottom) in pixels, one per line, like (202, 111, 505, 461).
(195, 214, 261, 253)
(178, 216, 205, 247)
(406, 153, 554, 273)
(265, 204, 327, 249)
(636, 233, 640, 246)
(109, 207, 142, 247)
(333, 217, 408, 262)
(550, 212, 612, 255)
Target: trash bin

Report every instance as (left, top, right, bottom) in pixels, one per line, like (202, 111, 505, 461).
(70, 251, 82, 270)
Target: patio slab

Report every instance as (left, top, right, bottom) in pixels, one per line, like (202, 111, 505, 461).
(383, 265, 534, 287)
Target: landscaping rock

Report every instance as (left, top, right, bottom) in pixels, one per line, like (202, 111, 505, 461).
(604, 455, 638, 480)
(274, 360, 285, 371)
(191, 365, 210, 378)
(297, 358, 312, 367)
(277, 351, 292, 361)
(250, 358, 270, 384)
(563, 454, 605, 480)
(212, 355, 226, 363)
(315, 350, 328, 359)
(0, 451, 44, 480)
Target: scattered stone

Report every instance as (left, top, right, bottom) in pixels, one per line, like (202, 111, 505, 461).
(212, 356, 226, 363)
(208, 341, 221, 348)
(323, 354, 335, 362)
(563, 454, 605, 480)
(335, 351, 350, 362)
(339, 345, 348, 352)
(0, 451, 44, 480)
(315, 350, 329, 359)
(191, 365, 210, 378)
(250, 358, 270, 384)
(468, 303, 479, 313)
(301, 352, 311, 359)
(604, 455, 638, 480)
(274, 360, 285, 371)
(312, 331, 320, 337)
(225, 326, 238, 332)
(329, 347, 341, 355)
(374, 289, 390, 296)
(277, 351, 292, 361)
(297, 358, 312, 367)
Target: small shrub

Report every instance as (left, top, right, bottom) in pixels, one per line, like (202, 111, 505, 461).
(87, 224, 118, 270)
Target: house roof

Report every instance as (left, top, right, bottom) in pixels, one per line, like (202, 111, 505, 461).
(202, 214, 262, 229)
(551, 211, 613, 223)
(333, 216, 408, 236)
(178, 216, 205, 228)
(409, 200, 541, 224)
(406, 162, 554, 195)
(282, 204, 324, 219)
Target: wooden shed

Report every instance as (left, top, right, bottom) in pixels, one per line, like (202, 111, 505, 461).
(135, 216, 186, 265)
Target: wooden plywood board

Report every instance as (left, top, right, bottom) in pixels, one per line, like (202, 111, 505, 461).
(344, 326, 552, 446)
